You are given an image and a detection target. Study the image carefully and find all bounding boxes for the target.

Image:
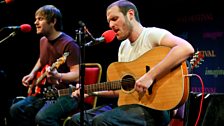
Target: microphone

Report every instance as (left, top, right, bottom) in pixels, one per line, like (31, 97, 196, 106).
(78, 20, 95, 40)
(0, 24, 31, 44)
(85, 30, 115, 46)
(0, 0, 13, 4)
(4, 24, 32, 33)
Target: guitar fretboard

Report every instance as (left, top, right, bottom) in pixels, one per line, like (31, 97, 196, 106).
(57, 80, 122, 96)
(85, 81, 121, 94)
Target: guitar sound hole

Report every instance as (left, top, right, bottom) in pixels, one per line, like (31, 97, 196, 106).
(121, 75, 135, 91)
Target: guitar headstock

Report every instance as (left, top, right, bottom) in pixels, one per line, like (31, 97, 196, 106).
(189, 50, 204, 70)
(63, 52, 69, 57)
(51, 52, 70, 69)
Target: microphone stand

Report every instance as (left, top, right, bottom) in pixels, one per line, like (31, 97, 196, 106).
(0, 31, 16, 44)
(76, 25, 86, 126)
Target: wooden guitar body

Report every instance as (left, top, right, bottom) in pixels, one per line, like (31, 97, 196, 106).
(107, 46, 189, 110)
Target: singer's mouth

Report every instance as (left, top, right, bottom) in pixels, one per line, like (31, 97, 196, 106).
(113, 29, 119, 33)
(36, 26, 41, 29)
(112, 29, 118, 35)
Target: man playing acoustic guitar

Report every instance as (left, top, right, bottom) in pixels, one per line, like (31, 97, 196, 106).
(69, 0, 195, 126)
(9, 5, 80, 126)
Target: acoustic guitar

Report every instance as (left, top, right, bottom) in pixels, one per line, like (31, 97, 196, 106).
(43, 46, 189, 111)
(107, 46, 189, 110)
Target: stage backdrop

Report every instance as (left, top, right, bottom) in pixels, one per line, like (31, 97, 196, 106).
(175, 11, 224, 93)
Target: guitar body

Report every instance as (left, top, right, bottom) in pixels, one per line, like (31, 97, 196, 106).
(27, 65, 48, 96)
(107, 46, 189, 110)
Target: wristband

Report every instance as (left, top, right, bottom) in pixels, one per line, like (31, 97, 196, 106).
(59, 73, 63, 82)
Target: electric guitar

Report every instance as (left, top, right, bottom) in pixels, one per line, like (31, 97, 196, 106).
(27, 52, 69, 96)
(43, 46, 189, 111)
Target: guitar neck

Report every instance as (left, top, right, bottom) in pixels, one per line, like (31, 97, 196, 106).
(85, 81, 121, 94)
(28, 52, 69, 97)
(58, 87, 76, 96)
(36, 71, 47, 85)
(58, 80, 121, 96)
(35, 63, 58, 85)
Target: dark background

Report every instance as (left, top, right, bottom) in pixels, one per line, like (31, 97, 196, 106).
(0, 0, 224, 125)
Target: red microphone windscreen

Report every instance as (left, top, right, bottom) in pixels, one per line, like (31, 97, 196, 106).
(5, 0, 13, 4)
(20, 24, 32, 33)
(101, 30, 115, 43)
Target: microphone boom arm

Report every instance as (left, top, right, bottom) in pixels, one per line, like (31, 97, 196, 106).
(0, 31, 16, 44)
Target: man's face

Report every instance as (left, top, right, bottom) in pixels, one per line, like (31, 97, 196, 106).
(107, 6, 131, 40)
(34, 14, 53, 36)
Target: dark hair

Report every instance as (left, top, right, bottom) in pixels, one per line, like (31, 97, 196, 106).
(35, 5, 63, 31)
(107, 0, 140, 22)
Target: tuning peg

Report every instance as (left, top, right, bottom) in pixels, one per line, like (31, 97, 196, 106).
(190, 58, 196, 61)
(195, 51, 200, 55)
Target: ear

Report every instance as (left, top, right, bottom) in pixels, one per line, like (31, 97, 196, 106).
(50, 18, 57, 28)
(127, 9, 135, 20)
(53, 18, 57, 25)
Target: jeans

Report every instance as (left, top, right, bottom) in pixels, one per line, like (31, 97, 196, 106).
(70, 104, 170, 126)
(10, 95, 78, 126)
(69, 104, 116, 126)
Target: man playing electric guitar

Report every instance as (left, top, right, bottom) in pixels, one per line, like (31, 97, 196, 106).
(9, 5, 81, 126)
